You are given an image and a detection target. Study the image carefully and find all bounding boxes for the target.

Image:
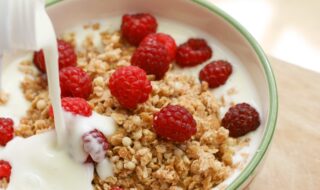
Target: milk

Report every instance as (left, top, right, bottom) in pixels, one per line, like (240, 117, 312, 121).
(0, 131, 94, 190)
(63, 111, 116, 163)
(0, 53, 31, 124)
(35, 3, 66, 147)
(0, 2, 116, 189)
(0, 110, 116, 190)
(0, 0, 67, 147)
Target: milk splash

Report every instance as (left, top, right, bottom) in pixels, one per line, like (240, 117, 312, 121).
(0, 131, 95, 190)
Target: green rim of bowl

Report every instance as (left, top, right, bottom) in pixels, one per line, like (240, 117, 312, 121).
(46, 0, 278, 189)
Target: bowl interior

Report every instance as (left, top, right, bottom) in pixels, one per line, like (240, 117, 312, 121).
(47, 0, 277, 189)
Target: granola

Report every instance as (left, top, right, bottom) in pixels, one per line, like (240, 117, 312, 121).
(14, 26, 235, 190)
(0, 91, 9, 105)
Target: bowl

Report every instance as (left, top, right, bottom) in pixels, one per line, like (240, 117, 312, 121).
(46, 0, 278, 189)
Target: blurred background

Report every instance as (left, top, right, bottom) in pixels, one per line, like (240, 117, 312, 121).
(213, 0, 320, 73)
(210, 0, 320, 190)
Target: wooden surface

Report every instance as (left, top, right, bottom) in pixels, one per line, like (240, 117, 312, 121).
(248, 57, 320, 189)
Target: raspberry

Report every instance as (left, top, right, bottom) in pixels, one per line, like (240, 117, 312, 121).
(108, 66, 152, 109)
(59, 66, 93, 99)
(82, 129, 109, 162)
(84, 156, 94, 164)
(176, 38, 212, 67)
(0, 118, 14, 146)
(33, 39, 77, 73)
(199, 60, 233, 88)
(131, 41, 170, 79)
(140, 33, 177, 62)
(222, 103, 261, 137)
(0, 160, 11, 181)
(121, 13, 158, 46)
(153, 105, 197, 142)
(49, 97, 92, 117)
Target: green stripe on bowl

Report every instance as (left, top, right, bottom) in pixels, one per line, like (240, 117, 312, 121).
(45, 0, 61, 7)
(46, 0, 278, 189)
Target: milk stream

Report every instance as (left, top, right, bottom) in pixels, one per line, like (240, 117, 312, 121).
(36, 6, 66, 147)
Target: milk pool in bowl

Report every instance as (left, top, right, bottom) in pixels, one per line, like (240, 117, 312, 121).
(0, 0, 277, 189)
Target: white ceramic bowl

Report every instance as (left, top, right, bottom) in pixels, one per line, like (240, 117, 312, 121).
(46, 0, 278, 189)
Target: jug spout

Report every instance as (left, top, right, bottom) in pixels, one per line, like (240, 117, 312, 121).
(0, 0, 45, 53)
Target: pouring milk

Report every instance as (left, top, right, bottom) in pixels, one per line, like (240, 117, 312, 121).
(0, 0, 65, 146)
(0, 0, 115, 189)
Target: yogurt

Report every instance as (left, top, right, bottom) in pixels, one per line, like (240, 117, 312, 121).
(0, 109, 115, 190)
(63, 111, 116, 163)
(0, 53, 31, 124)
(0, 131, 94, 190)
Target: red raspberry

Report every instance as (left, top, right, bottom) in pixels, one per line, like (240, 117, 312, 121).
(121, 13, 158, 46)
(33, 39, 77, 73)
(108, 66, 152, 109)
(82, 129, 109, 163)
(59, 66, 93, 99)
(176, 38, 212, 67)
(0, 118, 14, 146)
(140, 33, 177, 62)
(222, 103, 261, 137)
(131, 41, 170, 79)
(199, 60, 233, 88)
(84, 156, 94, 164)
(0, 160, 11, 181)
(153, 105, 197, 142)
(49, 97, 92, 117)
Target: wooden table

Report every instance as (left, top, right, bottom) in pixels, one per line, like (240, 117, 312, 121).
(248, 57, 320, 189)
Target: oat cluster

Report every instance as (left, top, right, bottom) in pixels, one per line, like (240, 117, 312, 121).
(14, 23, 235, 190)
(0, 91, 9, 105)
